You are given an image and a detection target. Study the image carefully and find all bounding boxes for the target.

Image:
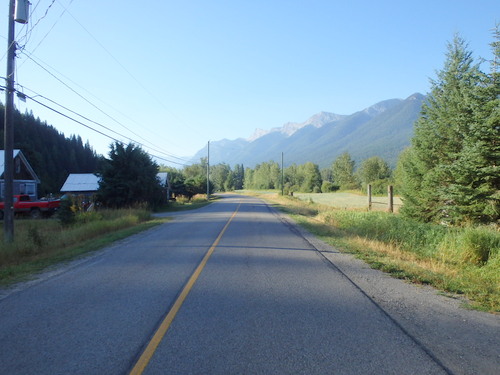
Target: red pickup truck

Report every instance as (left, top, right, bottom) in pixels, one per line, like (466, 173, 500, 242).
(0, 194, 60, 219)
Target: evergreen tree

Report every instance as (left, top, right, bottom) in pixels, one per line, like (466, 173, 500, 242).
(97, 142, 164, 208)
(443, 29, 500, 223)
(233, 164, 244, 190)
(398, 34, 499, 224)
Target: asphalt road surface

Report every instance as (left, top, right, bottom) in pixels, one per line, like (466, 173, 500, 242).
(0, 194, 498, 374)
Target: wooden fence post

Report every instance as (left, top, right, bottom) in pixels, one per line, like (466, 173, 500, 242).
(367, 184, 372, 211)
(388, 185, 394, 213)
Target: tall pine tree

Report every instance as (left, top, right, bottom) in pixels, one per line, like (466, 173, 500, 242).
(398, 33, 499, 224)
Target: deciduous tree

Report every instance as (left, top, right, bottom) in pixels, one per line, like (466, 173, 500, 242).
(332, 152, 358, 190)
(357, 156, 391, 194)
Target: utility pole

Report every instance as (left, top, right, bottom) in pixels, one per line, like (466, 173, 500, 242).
(281, 152, 284, 196)
(3, 0, 28, 243)
(3, 0, 16, 243)
(206, 141, 210, 200)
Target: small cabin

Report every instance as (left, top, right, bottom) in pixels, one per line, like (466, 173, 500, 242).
(60, 172, 172, 206)
(60, 173, 100, 210)
(0, 149, 40, 200)
(60, 173, 100, 195)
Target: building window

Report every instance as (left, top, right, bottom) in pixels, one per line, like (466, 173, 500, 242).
(25, 183, 35, 195)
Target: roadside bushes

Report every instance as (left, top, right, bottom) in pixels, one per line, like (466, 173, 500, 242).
(0, 208, 152, 270)
(439, 227, 500, 265)
(319, 209, 499, 265)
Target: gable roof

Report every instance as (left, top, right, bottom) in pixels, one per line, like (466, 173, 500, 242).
(0, 149, 40, 182)
(60, 173, 100, 192)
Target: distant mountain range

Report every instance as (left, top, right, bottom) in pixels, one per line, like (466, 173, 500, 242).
(192, 93, 426, 169)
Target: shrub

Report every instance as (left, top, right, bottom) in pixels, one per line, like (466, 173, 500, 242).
(58, 201, 75, 227)
(456, 228, 500, 265)
(75, 211, 103, 224)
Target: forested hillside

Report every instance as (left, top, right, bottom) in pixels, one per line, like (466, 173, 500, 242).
(0, 105, 99, 195)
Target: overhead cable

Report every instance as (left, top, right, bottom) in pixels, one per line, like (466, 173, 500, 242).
(18, 51, 191, 163)
(0, 83, 190, 166)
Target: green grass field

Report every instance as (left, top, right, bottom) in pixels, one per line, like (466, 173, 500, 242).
(294, 191, 403, 212)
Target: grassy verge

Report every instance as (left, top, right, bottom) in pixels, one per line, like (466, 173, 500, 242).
(0, 195, 215, 286)
(0, 209, 168, 286)
(251, 191, 499, 313)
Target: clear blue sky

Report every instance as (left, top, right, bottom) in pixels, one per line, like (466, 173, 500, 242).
(1, 0, 498, 166)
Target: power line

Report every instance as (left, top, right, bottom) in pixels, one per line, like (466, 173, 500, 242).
(18, 51, 192, 163)
(30, 90, 191, 164)
(15, 52, 193, 164)
(62, 5, 210, 140)
(0, 83, 190, 166)
(3, 3, 200, 166)
(17, 0, 74, 57)
(25, 93, 190, 166)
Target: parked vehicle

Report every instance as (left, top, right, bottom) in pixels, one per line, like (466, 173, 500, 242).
(0, 195, 60, 219)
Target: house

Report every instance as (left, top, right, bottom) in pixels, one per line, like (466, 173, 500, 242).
(60, 173, 100, 195)
(60, 172, 171, 201)
(0, 149, 40, 200)
(60, 173, 100, 210)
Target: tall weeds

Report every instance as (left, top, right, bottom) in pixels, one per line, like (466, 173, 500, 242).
(0, 208, 152, 275)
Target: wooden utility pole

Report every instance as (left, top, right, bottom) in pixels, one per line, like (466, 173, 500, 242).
(3, 0, 16, 242)
(281, 152, 284, 196)
(388, 185, 394, 213)
(367, 184, 372, 211)
(206, 141, 210, 200)
(3, 0, 29, 242)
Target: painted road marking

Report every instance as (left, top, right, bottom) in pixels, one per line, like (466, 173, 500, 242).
(129, 203, 241, 375)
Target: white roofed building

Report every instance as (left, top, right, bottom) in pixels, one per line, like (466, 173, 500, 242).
(60, 173, 100, 194)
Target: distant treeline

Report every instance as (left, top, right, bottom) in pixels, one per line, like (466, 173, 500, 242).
(165, 153, 390, 196)
(0, 105, 99, 196)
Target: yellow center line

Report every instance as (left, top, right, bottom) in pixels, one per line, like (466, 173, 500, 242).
(129, 202, 241, 375)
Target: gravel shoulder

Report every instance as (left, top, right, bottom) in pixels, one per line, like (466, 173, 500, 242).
(276, 208, 500, 375)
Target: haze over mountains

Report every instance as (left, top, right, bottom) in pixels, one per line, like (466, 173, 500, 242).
(191, 93, 426, 169)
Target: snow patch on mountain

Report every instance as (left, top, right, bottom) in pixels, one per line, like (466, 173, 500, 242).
(247, 111, 346, 142)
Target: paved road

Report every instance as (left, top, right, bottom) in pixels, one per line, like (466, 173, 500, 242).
(0, 194, 495, 374)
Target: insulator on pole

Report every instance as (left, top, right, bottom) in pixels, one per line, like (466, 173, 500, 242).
(15, 0, 30, 24)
